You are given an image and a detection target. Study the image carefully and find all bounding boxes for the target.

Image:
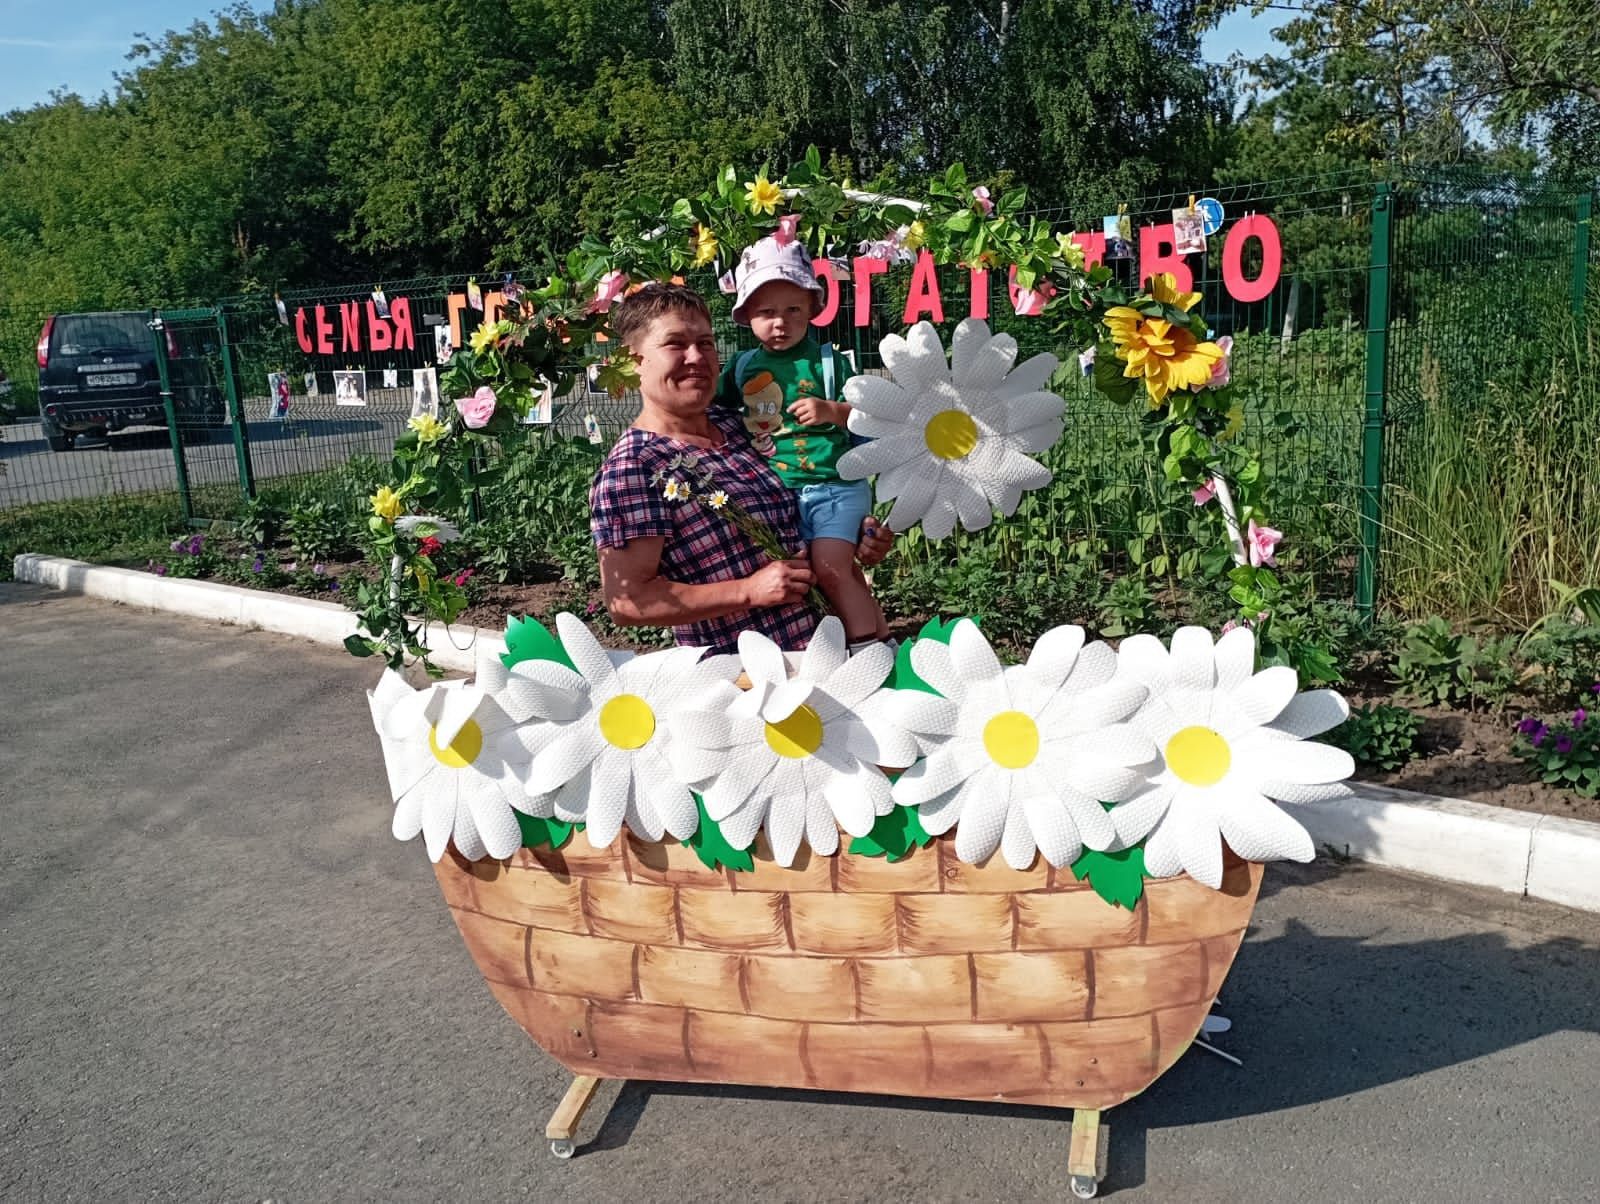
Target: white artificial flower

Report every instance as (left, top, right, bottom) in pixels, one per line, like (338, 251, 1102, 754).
(1111, 625, 1355, 888)
(523, 614, 740, 847)
(668, 617, 919, 866)
(836, 318, 1063, 540)
(888, 620, 1154, 869)
(394, 514, 462, 542)
(367, 643, 560, 862)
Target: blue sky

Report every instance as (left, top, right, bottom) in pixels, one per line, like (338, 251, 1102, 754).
(0, 1, 1289, 115)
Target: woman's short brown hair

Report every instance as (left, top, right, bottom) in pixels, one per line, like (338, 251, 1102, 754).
(609, 282, 712, 350)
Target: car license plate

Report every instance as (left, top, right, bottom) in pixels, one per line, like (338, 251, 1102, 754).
(86, 372, 139, 387)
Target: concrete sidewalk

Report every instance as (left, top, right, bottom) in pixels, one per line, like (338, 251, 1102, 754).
(3, 582, 1599, 1202)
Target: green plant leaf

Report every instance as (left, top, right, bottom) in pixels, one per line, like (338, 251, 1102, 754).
(516, 812, 576, 850)
(343, 633, 375, 657)
(849, 804, 934, 862)
(501, 614, 577, 672)
(683, 795, 754, 871)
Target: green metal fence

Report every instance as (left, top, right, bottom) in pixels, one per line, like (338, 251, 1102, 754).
(2, 168, 1594, 618)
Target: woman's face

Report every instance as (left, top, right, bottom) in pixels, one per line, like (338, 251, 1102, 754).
(632, 309, 720, 413)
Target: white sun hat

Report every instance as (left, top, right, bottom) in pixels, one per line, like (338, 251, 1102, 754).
(731, 236, 823, 325)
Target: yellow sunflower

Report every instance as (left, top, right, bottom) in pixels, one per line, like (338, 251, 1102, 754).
(692, 224, 719, 268)
(407, 413, 448, 444)
(1103, 308, 1224, 407)
(1148, 270, 1202, 313)
(745, 176, 783, 216)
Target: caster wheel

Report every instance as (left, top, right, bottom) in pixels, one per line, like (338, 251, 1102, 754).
(549, 1138, 575, 1160)
(1070, 1174, 1098, 1199)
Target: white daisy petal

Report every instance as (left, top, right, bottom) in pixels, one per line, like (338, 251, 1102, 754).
(882, 689, 960, 736)
(881, 321, 949, 392)
(1000, 801, 1037, 870)
(1110, 785, 1173, 846)
(701, 754, 776, 821)
(799, 616, 849, 682)
(835, 433, 924, 477)
(1214, 625, 1257, 692)
(392, 785, 425, 841)
(842, 372, 917, 418)
(1228, 665, 1300, 728)
(1027, 624, 1085, 687)
(419, 776, 457, 863)
(583, 750, 633, 847)
(452, 794, 486, 862)
(908, 639, 963, 701)
(738, 629, 790, 693)
(1115, 633, 1169, 689)
(892, 743, 977, 807)
(1267, 690, 1352, 740)
(556, 612, 622, 692)
(1173, 794, 1224, 888)
(468, 791, 522, 860)
(503, 659, 589, 721)
(1254, 779, 1356, 805)
(920, 494, 959, 541)
(1218, 792, 1315, 864)
(1142, 816, 1185, 878)
(954, 776, 1011, 864)
(1023, 793, 1085, 868)
(718, 798, 767, 851)
(1169, 626, 1216, 693)
(951, 317, 1018, 391)
(949, 619, 1004, 687)
(995, 351, 1059, 399)
(529, 724, 605, 792)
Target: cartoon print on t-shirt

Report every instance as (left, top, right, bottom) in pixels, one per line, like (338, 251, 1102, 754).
(742, 370, 783, 456)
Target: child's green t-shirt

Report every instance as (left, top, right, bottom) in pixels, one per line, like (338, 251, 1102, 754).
(715, 339, 854, 488)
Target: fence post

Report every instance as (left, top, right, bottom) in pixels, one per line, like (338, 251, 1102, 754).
(1573, 191, 1593, 319)
(215, 308, 256, 501)
(150, 310, 195, 525)
(1356, 182, 1394, 622)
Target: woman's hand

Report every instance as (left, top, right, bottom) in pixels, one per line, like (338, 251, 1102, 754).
(855, 517, 893, 567)
(745, 559, 816, 607)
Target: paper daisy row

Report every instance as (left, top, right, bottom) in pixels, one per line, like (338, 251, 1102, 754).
(366, 613, 1355, 890)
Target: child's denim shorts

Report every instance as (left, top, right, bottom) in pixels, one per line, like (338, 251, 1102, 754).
(797, 478, 873, 544)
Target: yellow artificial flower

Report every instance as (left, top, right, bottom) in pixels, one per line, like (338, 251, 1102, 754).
(1148, 271, 1202, 313)
(407, 413, 448, 444)
(1222, 404, 1245, 441)
(1103, 306, 1225, 408)
(469, 322, 503, 354)
(1055, 233, 1086, 271)
(745, 176, 783, 216)
(370, 486, 403, 523)
(902, 220, 927, 250)
(692, 224, 719, 268)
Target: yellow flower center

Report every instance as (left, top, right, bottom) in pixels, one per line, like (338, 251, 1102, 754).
(982, 710, 1039, 769)
(429, 718, 483, 769)
(924, 409, 979, 460)
(1165, 726, 1231, 786)
(598, 693, 656, 750)
(764, 704, 824, 759)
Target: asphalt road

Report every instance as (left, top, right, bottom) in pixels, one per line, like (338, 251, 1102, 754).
(3, 582, 1598, 1203)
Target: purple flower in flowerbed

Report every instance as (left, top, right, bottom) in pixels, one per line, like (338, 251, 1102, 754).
(1529, 723, 1549, 747)
(313, 563, 326, 576)
(1517, 716, 1542, 736)
(251, 556, 264, 574)
(328, 578, 340, 593)
(1575, 708, 1589, 729)
(1555, 735, 1574, 754)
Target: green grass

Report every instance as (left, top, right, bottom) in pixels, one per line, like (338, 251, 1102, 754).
(0, 493, 187, 580)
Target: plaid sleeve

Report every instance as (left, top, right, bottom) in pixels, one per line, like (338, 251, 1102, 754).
(590, 446, 673, 551)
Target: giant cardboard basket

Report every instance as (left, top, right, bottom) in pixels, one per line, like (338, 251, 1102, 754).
(434, 828, 1259, 1110)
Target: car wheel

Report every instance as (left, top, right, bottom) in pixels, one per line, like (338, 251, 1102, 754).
(46, 428, 74, 452)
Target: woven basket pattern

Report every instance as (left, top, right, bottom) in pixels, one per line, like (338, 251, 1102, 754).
(435, 831, 1262, 1110)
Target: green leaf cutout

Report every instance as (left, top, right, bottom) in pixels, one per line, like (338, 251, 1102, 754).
(501, 615, 577, 672)
(849, 804, 934, 862)
(683, 795, 754, 872)
(516, 812, 576, 851)
(1069, 842, 1148, 910)
(888, 615, 967, 693)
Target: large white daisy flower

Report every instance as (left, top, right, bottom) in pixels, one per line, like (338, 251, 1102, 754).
(367, 643, 558, 862)
(836, 317, 1063, 540)
(668, 617, 919, 867)
(888, 620, 1154, 869)
(1111, 625, 1356, 888)
(523, 613, 740, 848)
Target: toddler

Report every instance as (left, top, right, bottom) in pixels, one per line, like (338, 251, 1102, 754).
(719, 236, 889, 648)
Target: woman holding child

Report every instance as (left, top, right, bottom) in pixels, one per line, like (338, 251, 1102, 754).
(589, 242, 892, 654)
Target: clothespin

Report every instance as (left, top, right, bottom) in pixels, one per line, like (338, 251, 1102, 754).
(1188, 194, 1197, 214)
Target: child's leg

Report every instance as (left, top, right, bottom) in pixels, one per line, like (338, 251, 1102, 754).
(850, 558, 891, 639)
(810, 538, 882, 641)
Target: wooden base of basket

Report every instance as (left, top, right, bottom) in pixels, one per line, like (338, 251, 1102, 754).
(437, 829, 1262, 1116)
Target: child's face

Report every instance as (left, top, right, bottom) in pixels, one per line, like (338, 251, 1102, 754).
(746, 281, 816, 352)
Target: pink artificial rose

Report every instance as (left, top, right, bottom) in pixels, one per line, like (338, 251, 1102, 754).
(1192, 480, 1217, 506)
(1207, 335, 1234, 389)
(587, 269, 629, 314)
(458, 386, 497, 429)
(1011, 277, 1057, 317)
(773, 213, 801, 246)
(972, 186, 994, 216)
(1247, 518, 1283, 567)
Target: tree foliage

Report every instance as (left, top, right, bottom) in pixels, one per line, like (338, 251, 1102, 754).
(0, 0, 1225, 307)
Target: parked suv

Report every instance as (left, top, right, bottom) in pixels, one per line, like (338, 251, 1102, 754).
(36, 311, 225, 451)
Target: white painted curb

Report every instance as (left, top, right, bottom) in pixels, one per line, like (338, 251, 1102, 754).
(15, 552, 1600, 912)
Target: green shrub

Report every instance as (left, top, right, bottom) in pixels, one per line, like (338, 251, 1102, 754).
(1395, 616, 1518, 709)
(1514, 694, 1600, 798)
(1328, 703, 1422, 771)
